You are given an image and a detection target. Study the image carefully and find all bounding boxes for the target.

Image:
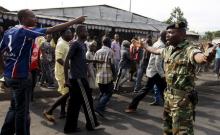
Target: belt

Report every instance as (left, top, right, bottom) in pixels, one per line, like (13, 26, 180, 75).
(166, 85, 189, 97)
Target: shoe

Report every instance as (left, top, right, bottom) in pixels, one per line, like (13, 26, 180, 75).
(95, 110, 104, 118)
(64, 128, 81, 134)
(124, 108, 136, 113)
(149, 101, 160, 106)
(40, 83, 47, 88)
(43, 111, 55, 123)
(47, 85, 55, 89)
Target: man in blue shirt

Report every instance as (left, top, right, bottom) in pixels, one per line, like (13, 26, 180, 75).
(0, 9, 85, 135)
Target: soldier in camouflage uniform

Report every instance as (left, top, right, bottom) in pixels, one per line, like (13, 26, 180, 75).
(145, 22, 216, 135)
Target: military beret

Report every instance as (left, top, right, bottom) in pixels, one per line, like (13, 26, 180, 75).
(166, 21, 187, 30)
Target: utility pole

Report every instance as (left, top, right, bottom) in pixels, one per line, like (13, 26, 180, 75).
(129, 0, 131, 12)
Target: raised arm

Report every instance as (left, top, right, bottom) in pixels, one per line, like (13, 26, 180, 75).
(145, 45, 163, 55)
(194, 47, 216, 64)
(46, 16, 86, 34)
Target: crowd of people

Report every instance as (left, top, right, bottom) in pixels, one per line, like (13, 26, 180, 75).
(0, 9, 219, 135)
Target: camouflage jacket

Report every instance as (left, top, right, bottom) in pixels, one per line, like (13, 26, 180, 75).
(161, 41, 201, 91)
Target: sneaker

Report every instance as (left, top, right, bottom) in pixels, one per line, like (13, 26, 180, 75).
(47, 85, 55, 89)
(149, 101, 160, 106)
(124, 108, 136, 113)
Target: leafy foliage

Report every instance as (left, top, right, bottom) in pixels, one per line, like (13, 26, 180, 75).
(164, 7, 188, 28)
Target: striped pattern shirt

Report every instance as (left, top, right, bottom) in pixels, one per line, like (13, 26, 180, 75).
(0, 25, 46, 79)
(94, 46, 114, 84)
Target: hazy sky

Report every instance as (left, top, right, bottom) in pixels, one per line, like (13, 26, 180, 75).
(1, 0, 220, 33)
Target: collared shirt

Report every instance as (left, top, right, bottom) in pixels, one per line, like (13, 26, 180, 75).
(161, 41, 202, 91)
(94, 46, 114, 84)
(111, 40, 121, 60)
(69, 40, 87, 79)
(0, 25, 46, 79)
(55, 38, 70, 80)
(146, 39, 165, 78)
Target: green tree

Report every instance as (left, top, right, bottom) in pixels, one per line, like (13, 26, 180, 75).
(165, 7, 188, 27)
(214, 31, 220, 37)
(204, 31, 214, 41)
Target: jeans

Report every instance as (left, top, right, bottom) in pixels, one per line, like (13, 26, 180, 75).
(215, 58, 220, 75)
(96, 82, 114, 112)
(30, 70, 39, 101)
(153, 85, 162, 102)
(134, 65, 147, 91)
(114, 59, 120, 73)
(114, 68, 130, 90)
(128, 74, 166, 109)
(0, 77, 31, 135)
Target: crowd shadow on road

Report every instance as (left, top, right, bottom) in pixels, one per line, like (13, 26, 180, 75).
(30, 98, 110, 135)
(27, 73, 219, 135)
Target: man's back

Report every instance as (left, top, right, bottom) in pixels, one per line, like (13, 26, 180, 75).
(94, 46, 114, 84)
(69, 40, 87, 79)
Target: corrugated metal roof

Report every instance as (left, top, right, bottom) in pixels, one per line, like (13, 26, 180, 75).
(84, 19, 157, 31)
(2, 5, 168, 32)
(186, 31, 200, 36)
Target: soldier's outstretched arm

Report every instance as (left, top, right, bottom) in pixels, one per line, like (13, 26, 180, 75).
(145, 45, 163, 55)
(194, 47, 216, 64)
(194, 53, 207, 64)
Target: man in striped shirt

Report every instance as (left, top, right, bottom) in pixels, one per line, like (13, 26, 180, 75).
(0, 9, 85, 135)
(94, 36, 116, 117)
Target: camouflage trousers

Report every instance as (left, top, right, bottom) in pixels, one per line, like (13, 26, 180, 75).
(163, 90, 194, 135)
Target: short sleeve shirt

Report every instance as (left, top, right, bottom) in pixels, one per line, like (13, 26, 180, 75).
(0, 25, 46, 79)
(111, 40, 121, 60)
(68, 40, 87, 79)
(55, 38, 70, 80)
(161, 41, 201, 90)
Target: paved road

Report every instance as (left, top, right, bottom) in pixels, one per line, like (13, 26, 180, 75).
(0, 72, 220, 135)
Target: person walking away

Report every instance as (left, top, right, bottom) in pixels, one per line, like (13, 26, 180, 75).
(133, 38, 150, 93)
(86, 42, 98, 90)
(39, 34, 55, 88)
(129, 38, 141, 81)
(43, 29, 73, 122)
(29, 36, 44, 102)
(111, 34, 121, 72)
(93, 36, 116, 117)
(125, 31, 167, 113)
(64, 25, 99, 133)
(114, 40, 131, 91)
(0, 9, 85, 135)
(143, 22, 216, 135)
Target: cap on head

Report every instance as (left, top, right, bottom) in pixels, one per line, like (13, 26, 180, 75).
(166, 21, 187, 30)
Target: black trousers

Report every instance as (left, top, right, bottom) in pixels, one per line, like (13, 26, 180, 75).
(64, 78, 98, 132)
(128, 73, 167, 109)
